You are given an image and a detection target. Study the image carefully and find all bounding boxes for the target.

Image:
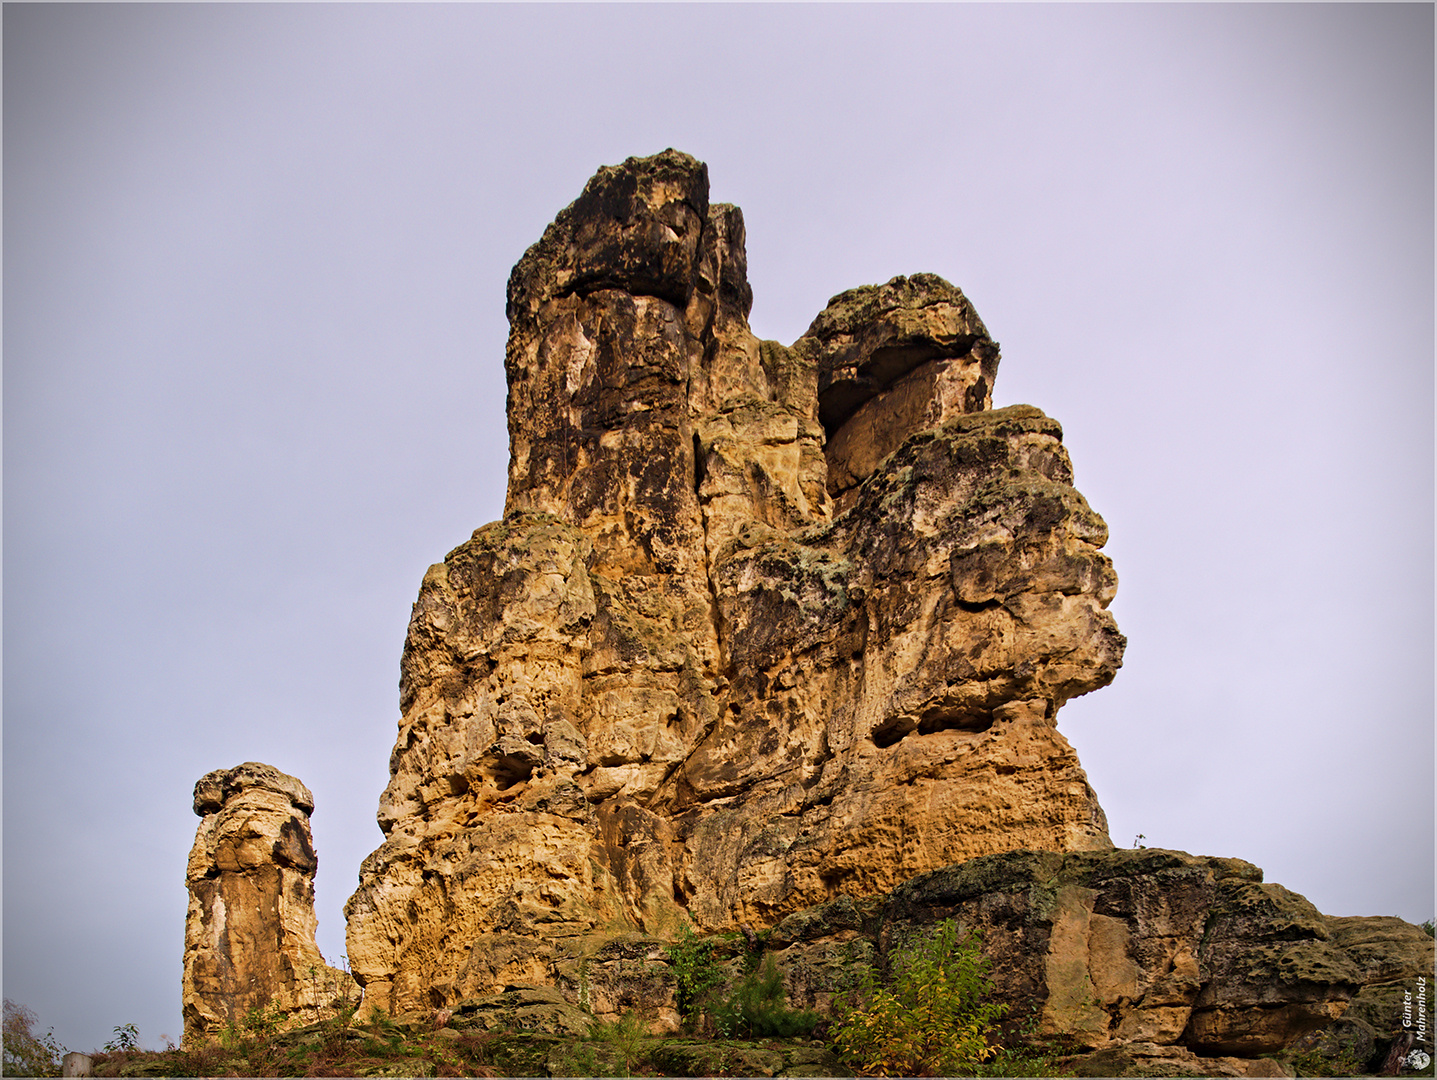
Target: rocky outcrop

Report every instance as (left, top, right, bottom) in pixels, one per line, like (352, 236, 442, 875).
(343, 149, 1124, 1016)
(183, 763, 357, 1043)
(476, 849, 1425, 1076)
(881, 851, 1361, 1054)
(768, 848, 1434, 1075)
(177, 151, 1431, 1077)
(1283, 917, 1435, 1075)
(802, 273, 1000, 511)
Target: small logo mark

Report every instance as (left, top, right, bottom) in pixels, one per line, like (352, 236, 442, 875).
(1404, 1049, 1431, 1070)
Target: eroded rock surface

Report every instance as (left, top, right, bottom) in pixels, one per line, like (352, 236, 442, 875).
(344, 150, 1124, 1015)
(766, 848, 1433, 1074)
(878, 850, 1366, 1055)
(183, 763, 357, 1043)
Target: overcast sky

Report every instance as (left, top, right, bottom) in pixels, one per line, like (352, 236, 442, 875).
(5, 2, 1432, 1055)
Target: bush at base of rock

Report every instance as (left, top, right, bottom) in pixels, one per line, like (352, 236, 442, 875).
(712, 956, 819, 1039)
(664, 924, 729, 1022)
(829, 919, 1008, 1077)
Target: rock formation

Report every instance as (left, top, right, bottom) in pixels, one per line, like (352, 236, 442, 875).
(879, 851, 1426, 1062)
(183, 763, 357, 1043)
(179, 152, 1432, 1076)
(343, 149, 1125, 1015)
(767, 848, 1433, 1076)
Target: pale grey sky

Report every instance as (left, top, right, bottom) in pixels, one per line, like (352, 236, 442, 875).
(5, 2, 1433, 1055)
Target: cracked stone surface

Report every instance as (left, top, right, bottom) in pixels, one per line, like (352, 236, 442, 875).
(343, 150, 1125, 1015)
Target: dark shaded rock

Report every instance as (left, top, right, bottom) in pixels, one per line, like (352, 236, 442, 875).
(876, 849, 1427, 1061)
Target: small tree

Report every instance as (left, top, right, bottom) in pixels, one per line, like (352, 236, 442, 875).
(712, 955, 817, 1039)
(3, 999, 65, 1077)
(830, 919, 1007, 1077)
(664, 924, 726, 1021)
(589, 1010, 648, 1077)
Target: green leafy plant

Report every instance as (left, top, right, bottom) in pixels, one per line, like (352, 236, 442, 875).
(241, 1004, 283, 1039)
(664, 923, 726, 1020)
(1421, 918, 1434, 939)
(332, 995, 360, 1030)
(1284, 1046, 1365, 1077)
(712, 955, 817, 1039)
(976, 1037, 1068, 1077)
(103, 1021, 141, 1053)
(549, 1039, 605, 1078)
(3, 999, 65, 1077)
(829, 919, 1008, 1077)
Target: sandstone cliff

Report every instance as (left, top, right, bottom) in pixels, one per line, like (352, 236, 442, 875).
(179, 152, 1432, 1077)
(183, 763, 357, 1043)
(343, 149, 1125, 1016)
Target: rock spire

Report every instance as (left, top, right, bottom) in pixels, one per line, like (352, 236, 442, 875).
(182, 762, 357, 1043)
(343, 149, 1125, 1015)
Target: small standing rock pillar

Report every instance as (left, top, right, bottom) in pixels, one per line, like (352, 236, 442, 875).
(182, 762, 357, 1044)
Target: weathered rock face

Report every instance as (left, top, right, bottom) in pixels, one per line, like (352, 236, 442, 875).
(344, 149, 1125, 1016)
(764, 848, 1433, 1075)
(803, 273, 1000, 511)
(880, 850, 1363, 1055)
(183, 763, 357, 1043)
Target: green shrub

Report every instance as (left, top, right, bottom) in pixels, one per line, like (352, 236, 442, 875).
(1284, 1046, 1366, 1077)
(830, 919, 1007, 1077)
(3, 999, 65, 1077)
(217, 1016, 243, 1053)
(585, 1010, 648, 1076)
(103, 1022, 141, 1053)
(977, 1041, 1067, 1077)
(712, 954, 817, 1039)
(241, 1005, 283, 1040)
(664, 924, 726, 1020)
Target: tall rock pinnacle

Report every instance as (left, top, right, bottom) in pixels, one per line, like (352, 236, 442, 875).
(343, 150, 1125, 1016)
(182, 763, 357, 1042)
